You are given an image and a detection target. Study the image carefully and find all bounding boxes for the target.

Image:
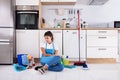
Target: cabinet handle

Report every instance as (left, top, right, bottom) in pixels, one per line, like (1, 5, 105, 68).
(98, 31, 107, 33)
(72, 32, 77, 34)
(98, 36, 107, 39)
(0, 43, 10, 45)
(98, 48, 107, 50)
(17, 30, 26, 33)
(53, 31, 61, 33)
(0, 39, 10, 42)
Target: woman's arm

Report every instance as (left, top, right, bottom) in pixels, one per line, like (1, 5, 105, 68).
(54, 50, 59, 56)
(41, 47, 52, 57)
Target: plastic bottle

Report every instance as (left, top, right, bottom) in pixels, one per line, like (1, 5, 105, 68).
(63, 56, 69, 66)
(62, 18, 66, 28)
(83, 21, 88, 28)
(57, 23, 61, 28)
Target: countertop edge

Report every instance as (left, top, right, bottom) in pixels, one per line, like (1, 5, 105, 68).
(15, 28, 120, 30)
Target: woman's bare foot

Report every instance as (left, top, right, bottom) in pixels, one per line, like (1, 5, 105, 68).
(43, 64, 48, 70)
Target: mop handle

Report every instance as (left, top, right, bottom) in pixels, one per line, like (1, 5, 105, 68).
(77, 10, 80, 36)
(77, 10, 81, 61)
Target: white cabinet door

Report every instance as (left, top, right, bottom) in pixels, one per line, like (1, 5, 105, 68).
(63, 30, 86, 60)
(87, 36, 118, 47)
(87, 47, 118, 58)
(16, 30, 39, 58)
(40, 30, 62, 56)
(80, 30, 87, 61)
(16, 0, 39, 5)
(63, 30, 79, 59)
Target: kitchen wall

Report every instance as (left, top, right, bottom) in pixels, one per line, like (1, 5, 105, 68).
(42, 0, 120, 28)
(16, 0, 39, 5)
(15, 0, 120, 27)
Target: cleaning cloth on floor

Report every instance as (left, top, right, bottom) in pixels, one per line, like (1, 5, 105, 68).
(64, 65, 76, 69)
(13, 64, 27, 72)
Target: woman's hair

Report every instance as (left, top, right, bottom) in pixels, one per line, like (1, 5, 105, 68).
(44, 31, 54, 41)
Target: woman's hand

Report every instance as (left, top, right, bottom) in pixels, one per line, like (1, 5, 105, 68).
(54, 53, 59, 56)
(54, 50, 59, 56)
(41, 47, 52, 57)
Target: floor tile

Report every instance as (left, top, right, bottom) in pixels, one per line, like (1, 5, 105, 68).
(0, 64, 120, 80)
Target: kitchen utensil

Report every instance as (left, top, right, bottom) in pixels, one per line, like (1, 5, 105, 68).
(41, 18, 45, 28)
(73, 9, 76, 18)
(68, 10, 71, 21)
(66, 23, 70, 28)
(70, 9, 73, 21)
(62, 18, 66, 28)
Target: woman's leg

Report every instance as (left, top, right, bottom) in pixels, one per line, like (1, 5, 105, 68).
(42, 56, 61, 67)
(40, 56, 54, 65)
(48, 63, 64, 72)
(40, 56, 63, 71)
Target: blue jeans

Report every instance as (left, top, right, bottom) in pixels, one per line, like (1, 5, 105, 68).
(41, 56, 64, 72)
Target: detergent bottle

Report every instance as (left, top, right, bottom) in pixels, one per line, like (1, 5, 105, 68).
(63, 56, 69, 66)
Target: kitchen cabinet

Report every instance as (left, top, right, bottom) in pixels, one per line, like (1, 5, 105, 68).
(16, 0, 39, 5)
(16, 30, 39, 58)
(80, 30, 87, 61)
(63, 30, 86, 61)
(63, 30, 79, 59)
(117, 32, 120, 62)
(87, 30, 118, 58)
(87, 47, 118, 58)
(87, 36, 117, 47)
(41, 0, 76, 5)
(39, 30, 62, 56)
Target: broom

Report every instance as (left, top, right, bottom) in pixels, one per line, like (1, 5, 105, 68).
(74, 10, 84, 66)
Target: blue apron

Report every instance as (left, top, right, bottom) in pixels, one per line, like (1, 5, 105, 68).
(45, 43, 55, 55)
(41, 43, 55, 63)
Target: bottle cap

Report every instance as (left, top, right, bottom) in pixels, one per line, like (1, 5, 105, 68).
(66, 56, 69, 58)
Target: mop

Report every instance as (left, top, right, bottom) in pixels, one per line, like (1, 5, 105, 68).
(74, 10, 88, 69)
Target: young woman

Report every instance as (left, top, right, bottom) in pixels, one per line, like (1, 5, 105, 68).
(35, 31, 64, 74)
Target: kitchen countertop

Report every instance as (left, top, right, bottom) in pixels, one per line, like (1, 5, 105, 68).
(39, 28, 78, 30)
(16, 28, 120, 30)
(39, 27, 120, 30)
(82, 27, 120, 30)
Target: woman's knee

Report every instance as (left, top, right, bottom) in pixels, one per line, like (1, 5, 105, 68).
(58, 64, 64, 71)
(54, 56, 61, 61)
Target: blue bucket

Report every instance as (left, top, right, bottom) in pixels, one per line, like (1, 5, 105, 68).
(17, 54, 28, 66)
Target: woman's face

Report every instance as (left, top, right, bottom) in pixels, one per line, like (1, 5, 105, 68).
(45, 36, 52, 43)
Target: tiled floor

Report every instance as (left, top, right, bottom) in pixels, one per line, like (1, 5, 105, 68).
(0, 64, 120, 80)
